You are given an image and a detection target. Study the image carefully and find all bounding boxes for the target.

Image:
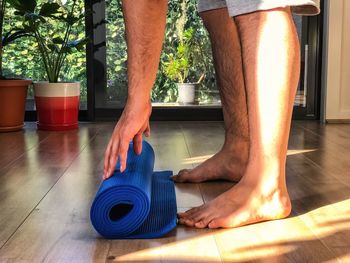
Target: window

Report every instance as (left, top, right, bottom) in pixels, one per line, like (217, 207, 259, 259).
(103, 0, 220, 108)
(2, 0, 87, 110)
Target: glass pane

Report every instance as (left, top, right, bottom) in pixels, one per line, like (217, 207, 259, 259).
(2, 0, 87, 110)
(105, 0, 220, 108)
(105, 2, 311, 109)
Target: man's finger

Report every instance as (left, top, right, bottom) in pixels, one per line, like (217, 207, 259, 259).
(107, 140, 119, 179)
(103, 140, 113, 178)
(118, 140, 129, 173)
(133, 133, 143, 155)
(145, 123, 151, 137)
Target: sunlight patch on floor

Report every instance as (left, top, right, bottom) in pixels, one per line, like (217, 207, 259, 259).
(300, 198, 350, 237)
(182, 155, 214, 165)
(114, 233, 221, 262)
(113, 219, 311, 262)
(287, 149, 318, 155)
(112, 199, 350, 262)
(181, 149, 318, 165)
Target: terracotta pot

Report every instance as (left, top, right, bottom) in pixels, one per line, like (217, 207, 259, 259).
(177, 83, 197, 105)
(34, 82, 80, 131)
(0, 79, 32, 132)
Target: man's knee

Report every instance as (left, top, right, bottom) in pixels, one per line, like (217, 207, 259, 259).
(199, 10, 215, 30)
(199, 8, 232, 33)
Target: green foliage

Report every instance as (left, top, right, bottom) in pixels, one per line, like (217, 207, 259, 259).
(106, 0, 217, 104)
(163, 0, 206, 84)
(163, 27, 205, 84)
(0, 0, 31, 77)
(2, 28, 29, 47)
(2, 0, 218, 105)
(7, 0, 87, 83)
(158, 0, 217, 103)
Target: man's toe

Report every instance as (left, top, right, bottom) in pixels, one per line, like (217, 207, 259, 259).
(208, 216, 237, 229)
(178, 206, 202, 219)
(208, 219, 221, 229)
(184, 218, 195, 227)
(194, 219, 209, 229)
(178, 218, 186, 225)
(172, 169, 190, 182)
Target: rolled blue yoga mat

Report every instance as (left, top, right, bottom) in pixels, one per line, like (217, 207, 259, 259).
(90, 140, 177, 239)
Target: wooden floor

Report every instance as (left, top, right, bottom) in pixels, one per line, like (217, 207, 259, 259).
(0, 121, 350, 262)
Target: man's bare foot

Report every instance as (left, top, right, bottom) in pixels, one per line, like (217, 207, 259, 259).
(172, 141, 248, 183)
(177, 164, 291, 228)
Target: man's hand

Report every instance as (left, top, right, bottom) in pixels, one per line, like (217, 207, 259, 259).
(102, 0, 167, 180)
(103, 100, 152, 179)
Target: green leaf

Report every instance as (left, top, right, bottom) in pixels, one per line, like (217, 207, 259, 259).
(39, 3, 60, 17)
(22, 21, 37, 32)
(52, 37, 64, 44)
(14, 10, 25, 16)
(24, 13, 46, 23)
(64, 14, 85, 25)
(47, 43, 58, 53)
(183, 28, 194, 39)
(75, 38, 89, 51)
(2, 28, 31, 46)
(7, 0, 37, 14)
(67, 38, 89, 51)
(61, 46, 73, 54)
(177, 44, 185, 55)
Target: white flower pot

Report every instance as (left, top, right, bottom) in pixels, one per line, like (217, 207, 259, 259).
(177, 83, 196, 105)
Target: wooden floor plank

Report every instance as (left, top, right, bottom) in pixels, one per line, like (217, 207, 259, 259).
(0, 123, 50, 171)
(295, 121, 350, 151)
(289, 123, 350, 188)
(180, 122, 226, 207)
(0, 126, 109, 262)
(0, 121, 349, 262)
(180, 121, 225, 161)
(107, 225, 221, 262)
(146, 122, 203, 209)
(0, 125, 101, 248)
(298, 198, 350, 262)
(214, 216, 337, 263)
(0, 123, 207, 262)
(147, 122, 192, 171)
(287, 123, 350, 261)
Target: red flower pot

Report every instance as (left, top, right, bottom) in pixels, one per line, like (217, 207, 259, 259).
(0, 79, 32, 132)
(34, 82, 80, 131)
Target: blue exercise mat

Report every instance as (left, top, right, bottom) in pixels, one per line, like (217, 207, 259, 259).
(90, 140, 177, 239)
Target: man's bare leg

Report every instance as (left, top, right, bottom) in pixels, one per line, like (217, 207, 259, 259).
(173, 8, 249, 183)
(178, 7, 299, 228)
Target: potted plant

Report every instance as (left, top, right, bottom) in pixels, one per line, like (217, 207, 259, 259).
(163, 28, 205, 104)
(163, 0, 205, 105)
(0, 0, 32, 132)
(9, 0, 87, 130)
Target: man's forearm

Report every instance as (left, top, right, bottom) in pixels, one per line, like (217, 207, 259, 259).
(122, 0, 167, 103)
